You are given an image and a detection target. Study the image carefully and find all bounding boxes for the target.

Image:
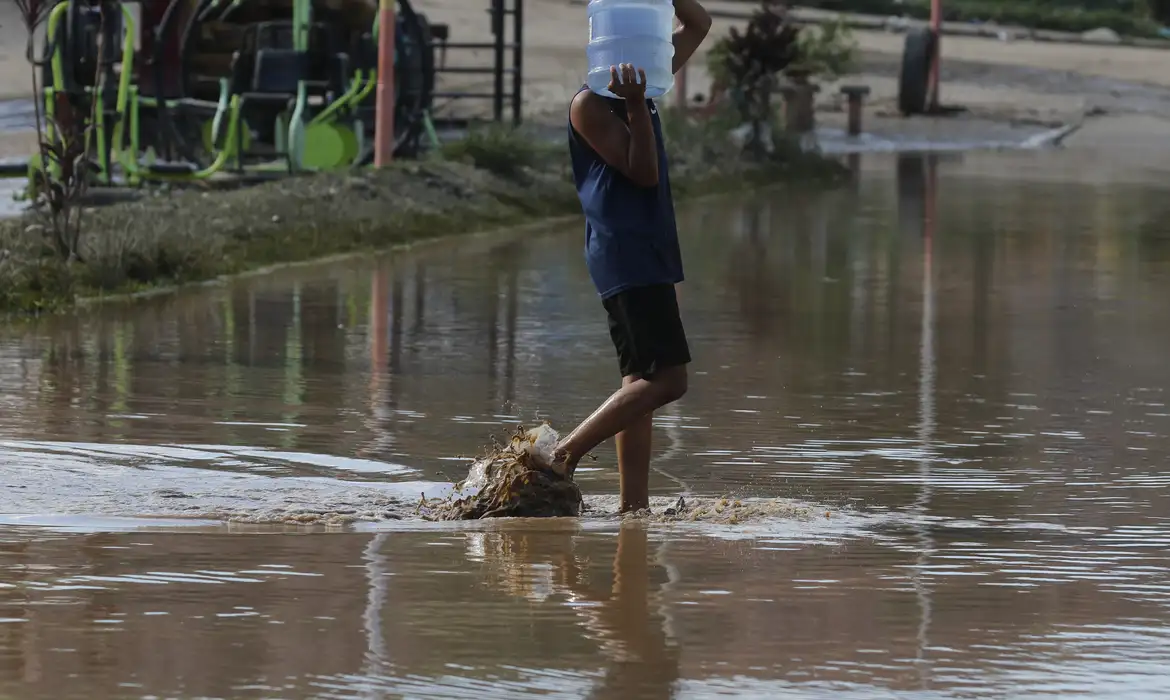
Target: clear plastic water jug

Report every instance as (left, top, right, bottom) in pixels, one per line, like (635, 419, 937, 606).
(586, 0, 675, 99)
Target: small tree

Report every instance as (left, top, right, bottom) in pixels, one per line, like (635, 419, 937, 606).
(707, 2, 800, 156)
(14, 0, 103, 262)
(795, 17, 858, 79)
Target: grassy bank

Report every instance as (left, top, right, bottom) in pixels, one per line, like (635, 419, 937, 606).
(796, 0, 1164, 37)
(0, 116, 846, 314)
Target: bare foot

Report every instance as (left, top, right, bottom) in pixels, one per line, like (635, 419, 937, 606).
(549, 450, 577, 480)
(530, 447, 576, 480)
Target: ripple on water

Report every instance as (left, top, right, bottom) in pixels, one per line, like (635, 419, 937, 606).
(0, 440, 871, 534)
(0, 439, 447, 526)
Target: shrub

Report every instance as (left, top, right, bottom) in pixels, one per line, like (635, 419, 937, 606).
(795, 18, 859, 78)
(438, 125, 558, 178)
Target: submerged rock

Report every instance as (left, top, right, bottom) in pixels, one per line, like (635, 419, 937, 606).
(421, 425, 582, 520)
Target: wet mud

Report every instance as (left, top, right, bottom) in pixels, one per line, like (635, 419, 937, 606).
(420, 426, 583, 520)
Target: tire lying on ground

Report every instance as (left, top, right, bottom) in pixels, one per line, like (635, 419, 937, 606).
(898, 27, 937, 116)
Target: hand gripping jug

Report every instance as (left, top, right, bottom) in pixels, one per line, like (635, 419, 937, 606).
(586, 0, 676, 99)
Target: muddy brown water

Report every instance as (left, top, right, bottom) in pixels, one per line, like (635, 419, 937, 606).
(0, 151, 1169, 697)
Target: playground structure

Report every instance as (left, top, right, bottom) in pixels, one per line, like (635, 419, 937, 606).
(13, 0, 523, 190)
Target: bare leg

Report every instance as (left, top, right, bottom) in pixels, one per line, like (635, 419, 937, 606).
(616, 397, 654, 512)
(555, 365, 686, 477)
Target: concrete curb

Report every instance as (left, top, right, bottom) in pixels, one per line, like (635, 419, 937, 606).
(567, 0, 1170, 52)
(769, 7, 1170, 51)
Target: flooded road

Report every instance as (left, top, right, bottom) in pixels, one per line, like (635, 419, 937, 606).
(0, 150, 1169, 696)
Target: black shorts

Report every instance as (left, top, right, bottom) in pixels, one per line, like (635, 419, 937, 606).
(602, 284, 691, 379)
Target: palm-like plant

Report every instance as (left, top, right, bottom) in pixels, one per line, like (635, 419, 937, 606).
(706, 2, 799, 156)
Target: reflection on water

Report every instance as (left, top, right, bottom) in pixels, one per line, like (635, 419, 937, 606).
(0, 151, 1168, 695)
(1, 523, 1170, 698)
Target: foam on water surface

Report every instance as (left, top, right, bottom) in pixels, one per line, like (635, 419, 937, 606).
(0, 439, 449, 527)
(0, 437, 862, 535)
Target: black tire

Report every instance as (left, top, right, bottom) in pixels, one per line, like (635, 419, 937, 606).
(898, 27, 936, 116)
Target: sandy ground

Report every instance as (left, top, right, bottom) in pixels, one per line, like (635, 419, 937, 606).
(0, 2, 32, 100)
(419, 0, 1170, 155)
(417, 0, 1170, 116)
(3, 0, 1170, 155)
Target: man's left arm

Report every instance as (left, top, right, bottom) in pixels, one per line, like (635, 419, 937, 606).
(671, 0, 712, 74)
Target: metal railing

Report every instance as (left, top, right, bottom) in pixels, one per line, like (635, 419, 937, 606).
(428, 0, 523, 126)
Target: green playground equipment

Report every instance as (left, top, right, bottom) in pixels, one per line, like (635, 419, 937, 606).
(143, 0, 439, 178)
(18, 0, 438, 191)
(31, 0, 137, 187)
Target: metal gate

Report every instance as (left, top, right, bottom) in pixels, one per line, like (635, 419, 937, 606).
(427, 0, 524, 126)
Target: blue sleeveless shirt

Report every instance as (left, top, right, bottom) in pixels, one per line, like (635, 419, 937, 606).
(567, 88, 683, 299)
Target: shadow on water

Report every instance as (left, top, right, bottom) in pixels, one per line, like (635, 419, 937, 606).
(0, 151, 1169, 695)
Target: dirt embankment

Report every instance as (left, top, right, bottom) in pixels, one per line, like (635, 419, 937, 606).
(0, 122, 844, 314)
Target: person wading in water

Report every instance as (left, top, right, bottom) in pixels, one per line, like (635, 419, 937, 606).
(544, 0, 712, 512)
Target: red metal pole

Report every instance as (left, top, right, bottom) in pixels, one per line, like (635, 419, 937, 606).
(928, 0, 941, 110)
(374, 0, 397, 167)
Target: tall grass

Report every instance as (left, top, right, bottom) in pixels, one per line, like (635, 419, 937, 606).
(438, 125, 560, 178)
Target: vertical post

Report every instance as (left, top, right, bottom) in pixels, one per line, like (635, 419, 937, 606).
(927, 0, 941, 111)
(846, 96, 862, 135)
(780, 71, 816, 136)
(840, 85, 870, 136)
(512, 0, 523, 125)
(292, 0, 309, 51)
(492, 0, 505, 122)
(374, 0, 397, 167)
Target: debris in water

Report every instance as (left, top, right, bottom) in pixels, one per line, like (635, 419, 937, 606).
(649, 496, 817, 525)
(419, 425, 582, 520)
(664, 496, 688, 517)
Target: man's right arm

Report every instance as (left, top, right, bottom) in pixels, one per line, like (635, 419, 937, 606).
(570, 92, 660, 188)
